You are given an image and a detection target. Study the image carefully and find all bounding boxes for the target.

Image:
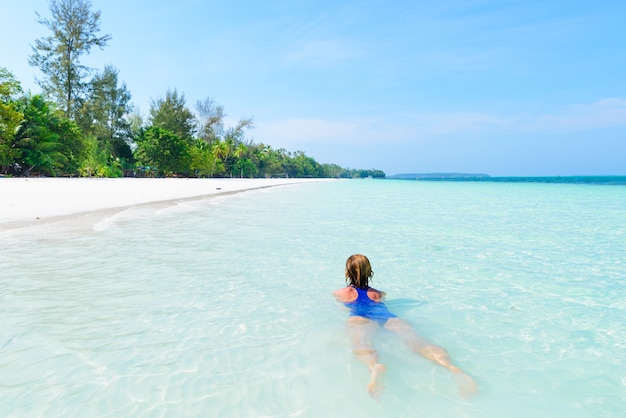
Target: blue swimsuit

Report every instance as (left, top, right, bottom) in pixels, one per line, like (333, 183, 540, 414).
(344, 286, 397, 325)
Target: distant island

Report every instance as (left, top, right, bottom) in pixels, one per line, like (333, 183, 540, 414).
(385, 174, 626, 185)
(387, 173, 491, 179)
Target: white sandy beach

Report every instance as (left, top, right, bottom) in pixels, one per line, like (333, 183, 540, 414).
(0, 177, 323, 228)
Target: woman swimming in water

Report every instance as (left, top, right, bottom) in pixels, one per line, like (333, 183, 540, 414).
(333, 254, 478, 399)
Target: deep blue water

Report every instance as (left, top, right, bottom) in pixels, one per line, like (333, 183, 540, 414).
(388, 176, 626, 185)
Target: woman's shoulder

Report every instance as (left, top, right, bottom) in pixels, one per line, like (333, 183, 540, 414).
(333, 286, 357, 302)
(366, 287, 386, 301)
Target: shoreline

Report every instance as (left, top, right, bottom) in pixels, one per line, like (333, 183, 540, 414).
(0, 177, 327, 231)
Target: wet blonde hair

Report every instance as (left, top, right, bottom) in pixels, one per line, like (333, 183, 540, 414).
(345, 254, 373, 289)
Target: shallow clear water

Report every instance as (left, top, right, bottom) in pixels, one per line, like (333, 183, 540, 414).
(1, 180, 625, 417)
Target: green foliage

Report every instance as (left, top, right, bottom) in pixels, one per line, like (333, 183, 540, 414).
(13, 95, 68, 175)
(288, 150, 323, 177)
(79, 135, 123, 177)
(149, 89, 196, 142)
(135, 127, 191, 176)
(234, 158, 258, 178)
(55, 116, 88, 174)
(342, 169, 386, 179)
(77, 65, 133, 142)
(14, 94, 90, 176)
(252, 144, 284, 178)
(320, 163, 343, 178)
(1, 72, 386, 178)
(29, 0, 111, 118)
(79, 134, 101, 176)
(76, 65, 134, 169)
(2, 73, 90, 176)
(0, 68, 23, 100)
(189, 141, 217, 177)
(0, 68, 24, 168)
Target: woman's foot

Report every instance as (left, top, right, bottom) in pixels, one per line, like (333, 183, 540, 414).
(367, 364, 386, 399)
(451, 368, 479, 399)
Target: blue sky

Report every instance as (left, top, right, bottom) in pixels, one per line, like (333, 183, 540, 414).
(2, 0, 625, 176)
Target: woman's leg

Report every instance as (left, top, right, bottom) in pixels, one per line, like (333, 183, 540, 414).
(384, 318, 478, 398)
(347, 316, 386, 397)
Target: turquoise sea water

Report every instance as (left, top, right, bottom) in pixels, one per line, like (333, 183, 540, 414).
(1, 179, 625, 417)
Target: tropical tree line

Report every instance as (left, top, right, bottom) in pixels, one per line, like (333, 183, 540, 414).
(0, 0, 385, 179)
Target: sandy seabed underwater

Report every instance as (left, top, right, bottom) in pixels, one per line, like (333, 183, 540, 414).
(1, 179, 625, 417)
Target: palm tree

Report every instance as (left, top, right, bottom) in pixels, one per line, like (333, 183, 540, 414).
(233, 142, 248, 177)
(210, 139, 229, 176)
(14, 123, 67, 176)
(13, 95, 68, 176)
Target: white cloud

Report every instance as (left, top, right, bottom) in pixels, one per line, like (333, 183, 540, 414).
(254, 118, 376, 144)
(530, 98, 626, 131)
(253, 112, 509, 146)
(408, 111, 512, 135)
(406, 98, 626, 135)
(253, 98, 626, 147)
